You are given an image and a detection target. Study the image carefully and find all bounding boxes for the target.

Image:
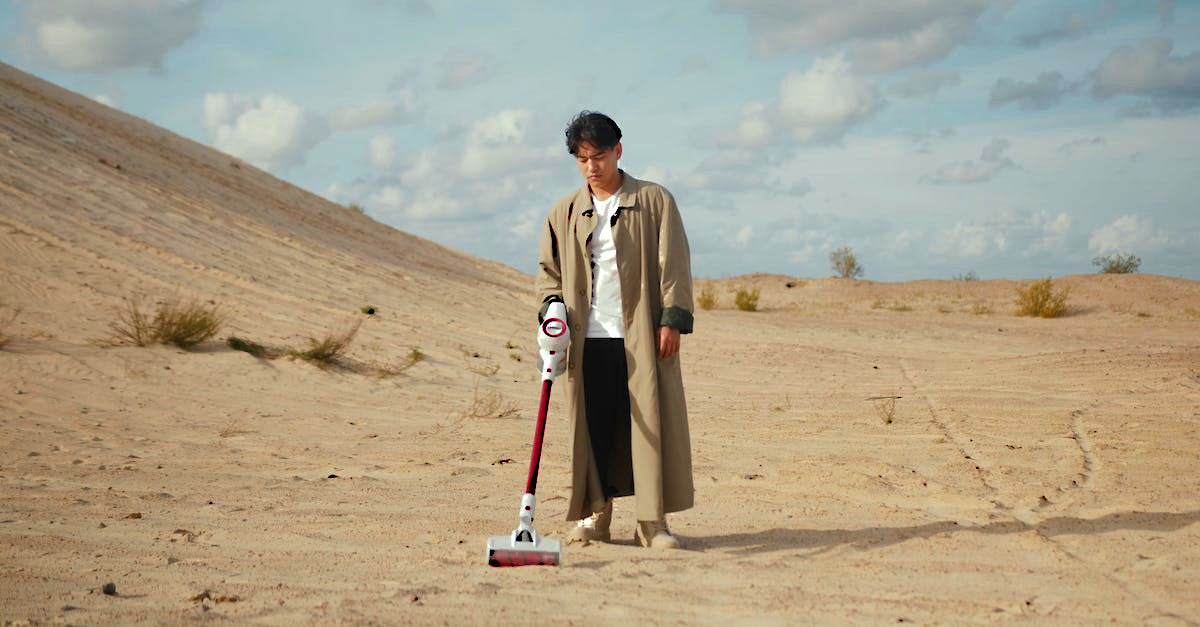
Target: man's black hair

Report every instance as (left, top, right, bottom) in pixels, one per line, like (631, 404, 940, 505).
(565, 111, 622, 155)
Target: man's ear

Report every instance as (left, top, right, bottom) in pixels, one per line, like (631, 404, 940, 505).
(614, 142, 622, 161)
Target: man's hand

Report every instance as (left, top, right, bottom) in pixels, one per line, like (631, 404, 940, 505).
(657, 326, 680, 360)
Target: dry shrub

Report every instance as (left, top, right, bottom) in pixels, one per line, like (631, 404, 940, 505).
(461, 346, 501, 376)
(110, 299, 225, 348)
(869, 395, 899, 424)
(697, 283, 719, 310)
(376, 347, 425, 377)
(1014, 278, 1071, 318)
(218, 417, 254, 438)
(734, 287, 760, 312)
(830, 246, 864, 279)
(293, 318, 361, 365)
(111, 299, 154, 346)
(462, 380, 519, 419)
(971, 302, 993, 315)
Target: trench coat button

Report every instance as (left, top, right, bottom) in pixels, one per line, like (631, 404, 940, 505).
(568, 361, 575, 370)
(578, 288, 586, 296)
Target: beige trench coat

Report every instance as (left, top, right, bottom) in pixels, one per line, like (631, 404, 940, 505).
(536, 171, 695, 522)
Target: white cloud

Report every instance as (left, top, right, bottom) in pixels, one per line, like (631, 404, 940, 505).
(329, 108, 562, 224)
(400, 150, 437, 187)
(777, 54, 884, 143)
(405, 195, 464, 220)
(459, 109, 535, 178)
(25, 0, 207, 73)
(934, 222, 1009, 258)
(1092, 37, 1200, 112)
(367, 184, 406, 210)
(732, 101, 772, 147)
(889, 229, 922, 255)
(734, 226, 754, 247)
(328, 93, 422, 130)
(93, 94, 116, 107)
(989, 71, 1077, 110)
(509, 206, 544, 239)
(685, 148, 812, 196)
(716, 0, 1000, 72)
(772, 225, 838, 264)
(203, 92, 329, 171)
(1026, 211, 1073, 254)
(639, 165, 671, 186)
(1088, 215, 1169, 254)
(368, 135, 397, 169)
(923, 138, 1017, 184)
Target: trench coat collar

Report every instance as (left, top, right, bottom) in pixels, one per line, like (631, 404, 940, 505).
(573, 170, 639, 250)
(574, 169, 639, 212)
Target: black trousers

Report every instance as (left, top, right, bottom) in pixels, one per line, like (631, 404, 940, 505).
(583, 338, 635, 500)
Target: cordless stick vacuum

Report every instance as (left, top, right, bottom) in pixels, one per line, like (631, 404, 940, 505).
(486, 301, 568, 567)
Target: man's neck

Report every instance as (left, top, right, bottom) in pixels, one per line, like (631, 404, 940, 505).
(590, 172, 623, 202)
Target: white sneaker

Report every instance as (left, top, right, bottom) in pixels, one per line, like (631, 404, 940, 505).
(635, 519, 681, 549)
(566, 500, 612, 543)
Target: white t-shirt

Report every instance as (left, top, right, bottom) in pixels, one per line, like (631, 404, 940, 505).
(586, 191, 625, 338)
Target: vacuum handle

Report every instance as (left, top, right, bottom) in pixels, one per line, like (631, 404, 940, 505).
(525, 378, 553, 495)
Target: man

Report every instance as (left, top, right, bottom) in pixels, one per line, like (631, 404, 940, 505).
(536, 111, 695, 549)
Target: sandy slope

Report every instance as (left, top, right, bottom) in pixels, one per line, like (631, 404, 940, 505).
(2, 63, 1199, 624)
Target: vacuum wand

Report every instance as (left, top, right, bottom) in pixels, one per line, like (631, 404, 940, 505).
(486, 301, 569, 567)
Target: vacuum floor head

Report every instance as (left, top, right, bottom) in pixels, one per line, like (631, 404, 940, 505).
(487, 534, 562, 567)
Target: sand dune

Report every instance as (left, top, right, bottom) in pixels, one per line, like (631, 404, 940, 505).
(2, 62, 1198, 624)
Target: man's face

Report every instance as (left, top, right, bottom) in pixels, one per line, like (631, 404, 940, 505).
(574, 141, 622, 190)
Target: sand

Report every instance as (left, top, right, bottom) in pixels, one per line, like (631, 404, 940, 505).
(2, 62, 1198, 624)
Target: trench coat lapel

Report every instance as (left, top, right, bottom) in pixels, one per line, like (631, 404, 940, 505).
(572, 186, 596, 258)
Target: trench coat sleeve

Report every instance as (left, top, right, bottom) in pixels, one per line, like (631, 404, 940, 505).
(535, 212, 565, 320)
(657, 191, 695, 334)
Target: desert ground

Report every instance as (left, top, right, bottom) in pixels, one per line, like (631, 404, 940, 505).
(2, 62, 1199, 624)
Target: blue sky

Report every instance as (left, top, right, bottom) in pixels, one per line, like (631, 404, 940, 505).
(2, 0, 1198, 280)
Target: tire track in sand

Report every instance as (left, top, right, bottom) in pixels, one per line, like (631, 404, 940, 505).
(1067, 408, 1097, 491)
(898, 358, 1002, 503)
(901, 363, 1189, 622)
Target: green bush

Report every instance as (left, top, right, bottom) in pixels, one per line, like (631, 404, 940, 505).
(1092, 253, 1140, 274)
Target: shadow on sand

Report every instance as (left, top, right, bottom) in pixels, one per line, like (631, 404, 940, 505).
(689, 510, 1200, 556)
